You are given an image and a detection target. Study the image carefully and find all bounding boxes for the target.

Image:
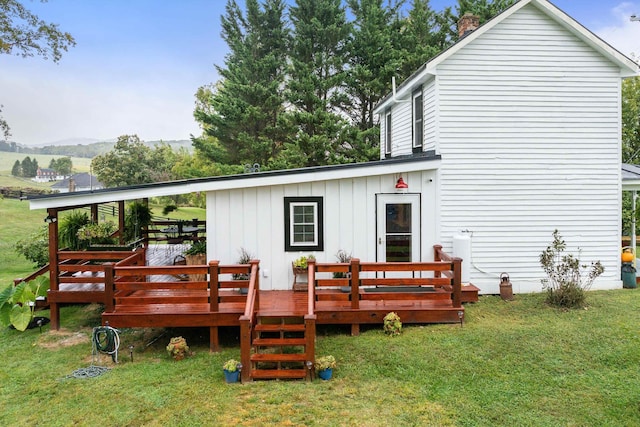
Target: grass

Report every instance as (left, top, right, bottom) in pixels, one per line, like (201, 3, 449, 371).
(0, 292, 639, 425)
(0, 152, 92, 174)
(2, 190, 640, 425)
(0, 198, 47, 285)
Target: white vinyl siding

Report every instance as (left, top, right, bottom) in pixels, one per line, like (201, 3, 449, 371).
(435, 3, 621, 292)
(423, 78, 437, 153)
(389, 99, 412, 156)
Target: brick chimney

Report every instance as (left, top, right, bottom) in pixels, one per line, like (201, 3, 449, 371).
(458, 13, 480, 38)
(68, 178, 76, 192)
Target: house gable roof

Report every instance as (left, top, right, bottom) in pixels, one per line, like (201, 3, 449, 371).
(374, 0, 639, 114)
(51, 173, 103, 190)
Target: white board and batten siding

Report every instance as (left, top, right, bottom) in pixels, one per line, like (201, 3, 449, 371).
(205, 170, 438, 290)
(434, 4, 622, 292)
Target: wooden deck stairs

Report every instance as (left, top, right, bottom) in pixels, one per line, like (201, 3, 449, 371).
(249, 314, 313, 380)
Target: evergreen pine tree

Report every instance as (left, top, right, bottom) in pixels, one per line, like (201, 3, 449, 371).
(285, 0, 353, 166)
(194, 0, 289, 168)
(11, 159, 21, 176)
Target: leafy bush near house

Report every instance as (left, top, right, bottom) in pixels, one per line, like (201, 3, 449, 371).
(59, 210, 90, 250)
(14, 225, 49, 267)
(383, 312, 402, 336)
(539, 229, 604, 309)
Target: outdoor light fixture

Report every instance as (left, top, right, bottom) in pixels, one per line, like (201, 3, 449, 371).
(395, 176, 409, 193)
(44, 215, 57, 223)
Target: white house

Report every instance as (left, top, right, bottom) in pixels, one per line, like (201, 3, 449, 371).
(29, 0, 638, 294)
(51, 173, 104, 193)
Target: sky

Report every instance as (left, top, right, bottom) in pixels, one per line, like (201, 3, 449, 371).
(1, 0, 639, 146)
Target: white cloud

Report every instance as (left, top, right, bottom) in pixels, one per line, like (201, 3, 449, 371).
(595, 2, 640, 60)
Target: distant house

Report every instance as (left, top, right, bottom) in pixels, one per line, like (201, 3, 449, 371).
(30, 0, 639, 294)
(51, 173, 104, 193)
(33, 167, 63, 183)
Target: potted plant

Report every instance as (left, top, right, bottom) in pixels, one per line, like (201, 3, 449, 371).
(166, 336, 190, 360)
(77, 221, 118, 249)
(292, 255, 315, 291)
(315, 355, 336, 380)
(0, 276, 50, 331)
(333, 250, 352, 278)
(184, 240, 207, 281)
(383, 312, 402, 336)
(223, 358, 241, 383)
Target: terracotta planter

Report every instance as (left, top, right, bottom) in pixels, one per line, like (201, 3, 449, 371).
(186, 254, 206, 281)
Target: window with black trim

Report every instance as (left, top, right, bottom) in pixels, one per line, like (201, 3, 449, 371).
(412, 89, 423, 152)
(385, 110, 392, 155)
(284, 197, 324, 251)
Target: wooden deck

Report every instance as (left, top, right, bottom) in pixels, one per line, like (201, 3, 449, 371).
(28, 243, 478, 381)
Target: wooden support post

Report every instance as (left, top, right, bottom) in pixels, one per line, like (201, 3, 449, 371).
(210, 326, 220, 353)
(118, 200, 125, 244)
(104, 263, 115, 312)
(304, 315, 316, 381)
(90, 204, 98, 223)
(239, 318, 251, 382)
(47, 208, 60, 330)
(452, 257, 462, 308)
(433, 245, 443, 278)
(350, 258, 360, 335)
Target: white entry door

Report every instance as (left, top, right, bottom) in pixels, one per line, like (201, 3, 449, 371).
(376, 194, 421, 262)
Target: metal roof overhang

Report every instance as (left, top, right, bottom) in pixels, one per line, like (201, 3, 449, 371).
(28, 155, 441, 210)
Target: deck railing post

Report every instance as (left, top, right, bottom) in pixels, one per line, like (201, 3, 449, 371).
(307, 258, 316, 315)
(104, 262, 115, 312)
(452, 257, 462, 308)
(304, 315, 316, 381)
(209, 260, 219, 312)
(433, 245, 443, 278)
(350, 258, 360, 310)
(239, 316, 251, 382)
(250, 259, 260, 311)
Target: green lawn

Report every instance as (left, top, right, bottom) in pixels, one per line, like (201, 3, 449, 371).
(0, 292, 639, 425)
(0, 152, 92, 174)
(2, 197, 640, 425)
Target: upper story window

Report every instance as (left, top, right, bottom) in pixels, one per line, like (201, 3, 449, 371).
(385, 110, 392, 155)
(412, 89, 423, 152)
(284, 197, 324, 252)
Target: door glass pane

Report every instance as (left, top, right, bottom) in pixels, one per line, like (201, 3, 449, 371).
(386, 204, 411, 233)
(385, 203, 412, 262)
(386, 235, 411, 262)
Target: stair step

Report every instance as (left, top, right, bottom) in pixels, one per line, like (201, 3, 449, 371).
(251, 369, 307, 380)
(255, 323, 306, 332)
(253, 338, 306, 347)
(251, 353, 308, 363)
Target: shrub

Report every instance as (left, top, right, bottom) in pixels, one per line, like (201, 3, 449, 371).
(539, 230, 604, 309)
(59, 210, 89, 250)
(15, 225, 49, 267)
(383, 312, 402, 336)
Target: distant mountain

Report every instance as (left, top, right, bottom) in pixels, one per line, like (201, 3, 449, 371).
(32, 137, 105, 147)
(0, 139, 193, 158)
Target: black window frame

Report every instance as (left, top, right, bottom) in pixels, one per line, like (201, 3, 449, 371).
(284, 196, 324, 252)
(412, 88, 423, 153)
(385, 109, 392, 156)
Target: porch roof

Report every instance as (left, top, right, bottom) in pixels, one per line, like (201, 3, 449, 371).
(622, 163, 640, 191)
(28, 153, 441, 210)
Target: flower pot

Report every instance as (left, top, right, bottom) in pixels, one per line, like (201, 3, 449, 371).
(317, 368, 333, 380)
(224, 369, 240, 383)
(186, 254, 206, 281)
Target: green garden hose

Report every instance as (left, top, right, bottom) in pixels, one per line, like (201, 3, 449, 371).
(92, 325, 120, 363)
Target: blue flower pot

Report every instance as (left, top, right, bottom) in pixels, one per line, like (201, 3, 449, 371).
(224, 369, 240, 383)
(318, 368, 333, 380)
